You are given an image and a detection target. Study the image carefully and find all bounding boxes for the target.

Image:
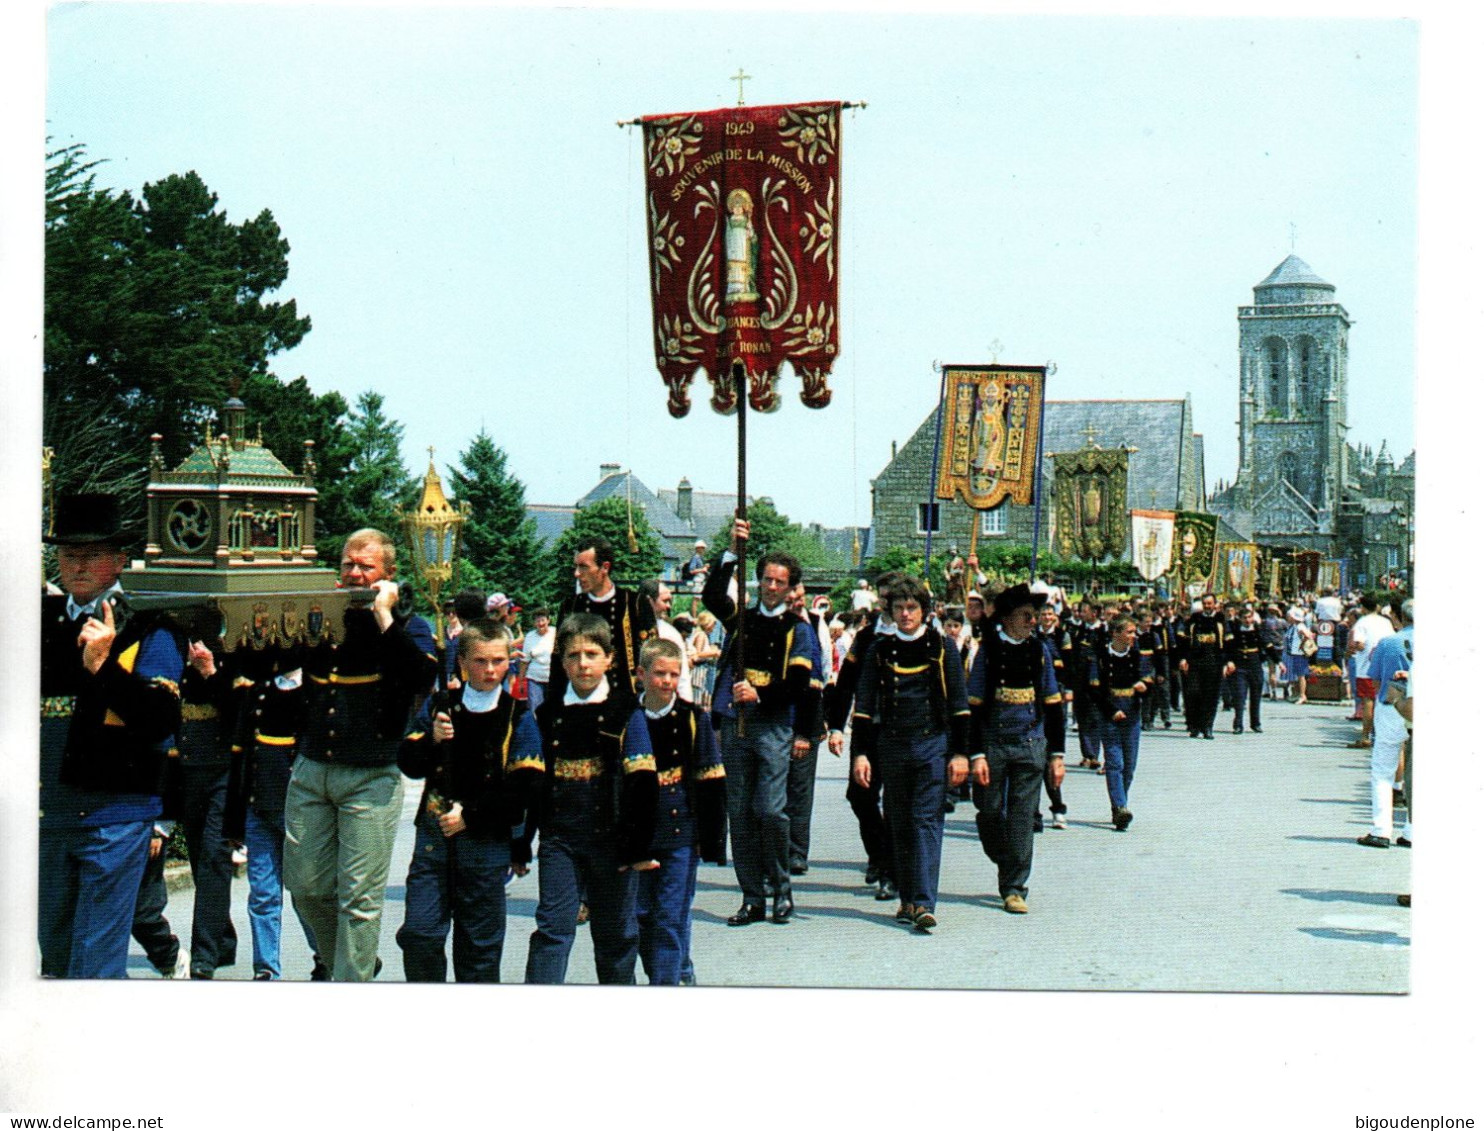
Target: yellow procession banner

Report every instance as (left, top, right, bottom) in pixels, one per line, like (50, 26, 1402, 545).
(934, 365, 1045, 511)
(1219, 542, 1258, 600)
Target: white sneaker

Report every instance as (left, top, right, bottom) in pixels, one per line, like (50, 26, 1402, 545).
(231, 846, 248, 867)
(166, 947, 190, 979)
(1051, 812, 1068, 830)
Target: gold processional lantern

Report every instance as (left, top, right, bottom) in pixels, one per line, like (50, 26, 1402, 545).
(398, 450, 469, 642)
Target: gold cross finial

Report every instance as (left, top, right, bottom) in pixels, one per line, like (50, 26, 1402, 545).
(1082, 424, 1100, 448)
(988, 338, 1003, 364)
(731, 67, 752, 107)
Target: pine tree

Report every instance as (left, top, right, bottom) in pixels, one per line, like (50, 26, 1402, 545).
(446, 430, 545, 605)
(548, 495, 664, 601)
(324, 390, 414, 565)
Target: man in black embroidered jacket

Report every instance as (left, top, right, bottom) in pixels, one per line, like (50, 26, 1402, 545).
(39, 494, 187, 978)
(703, 519, 820, 926)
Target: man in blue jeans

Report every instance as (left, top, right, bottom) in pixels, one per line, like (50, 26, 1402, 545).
(39, 494, 187, 978)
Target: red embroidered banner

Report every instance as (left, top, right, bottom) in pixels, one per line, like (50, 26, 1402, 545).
(642, 101, 842, 417)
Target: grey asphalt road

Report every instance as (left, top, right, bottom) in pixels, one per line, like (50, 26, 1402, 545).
(132, 692, 1409, 991)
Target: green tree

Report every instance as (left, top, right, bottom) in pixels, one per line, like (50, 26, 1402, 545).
(446, 429, 545, 605)
(45, 144, 312, 510)
(708, 498, 829, 571)
(548, 496, 663, 601)
(237, 372, 353, 536)
(325, 391, 414, 565)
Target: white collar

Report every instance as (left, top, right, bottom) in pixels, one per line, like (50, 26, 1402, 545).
(585, 583, 616, 604)
(67, 583, 122, 621)
(893, 624, 927, 642)
(274, 668, 304, 691)
(461, 684, 503, 714)
(874, 615, 894, 635)
(997, 628, 1031, 646)
(1108, 643, 1132, 657)
(757, 599, 787, 619)
(644, 696, 677, 720)
(564, 675, 610, 705)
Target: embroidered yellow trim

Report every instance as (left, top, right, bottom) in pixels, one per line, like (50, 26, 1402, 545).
(994, 687, 1036, 705)
(256, 733, 296, 747)
(118, 641, 140, 674)
(695, 763, 726, 781)
(657, 767, 684, 786)
(553, 757, 604, 781)
(181, 703, 219, 721)
(890, 663, 931, 675)
(41, 697, 75, 719)
(507, 755, 544, 773)
(743, 669, 774, 687)
(623, 753, 657, 775)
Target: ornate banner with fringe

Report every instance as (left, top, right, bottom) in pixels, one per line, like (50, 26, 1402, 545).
(1294, 549, 1322, 592)
(1173, 511, 1219, 590)
(642, 101, 842, 417)
(1220, 542, 1258, 599)
(935, 365, 1045, 511)
(1130, 508, 1175, 581)
(1053, 446, 1129, 562)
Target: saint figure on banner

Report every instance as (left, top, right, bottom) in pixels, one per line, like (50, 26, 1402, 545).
(1081, 477, 1103, 531)
(968, 380, 1008, 496)
(725, 188, 759, 303)
(1140, 524, 1163, 580)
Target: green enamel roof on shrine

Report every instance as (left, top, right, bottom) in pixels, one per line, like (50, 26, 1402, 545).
(173, 441, 297, 479)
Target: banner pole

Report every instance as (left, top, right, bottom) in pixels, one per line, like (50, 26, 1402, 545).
(735, 362, 749, 738)
(924, 364, 948, 580)
(1029, 367, 1049, 579)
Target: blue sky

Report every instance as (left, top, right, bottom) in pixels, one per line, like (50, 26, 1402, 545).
(4, 1, 1484, 1123)
(39, 4, 1420, 531)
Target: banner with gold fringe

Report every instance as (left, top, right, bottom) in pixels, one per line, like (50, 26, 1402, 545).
(934, 365, 1046, 511)
(642, 101, 842, 417)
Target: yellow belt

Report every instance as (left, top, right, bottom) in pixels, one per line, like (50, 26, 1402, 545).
(742, 668, 774, 688)
(553, 756, 605, 782)
(994, 687, 1036, 705)
(1196, 634, 1217, 644)
(309, 672, 382, 686)
(41, 696, 75, 719)
(181, 703, 219, 721)
(1111, 688, 1136, 698)
(256, 733, 297, 747)
(657, 766, 684, 787)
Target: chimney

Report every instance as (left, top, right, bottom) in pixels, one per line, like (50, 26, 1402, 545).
(599, 462, 621, 480)
(676, 477, 693, 522)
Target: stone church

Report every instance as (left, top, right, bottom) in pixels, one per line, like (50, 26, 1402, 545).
(1208, 255, 1413, 586)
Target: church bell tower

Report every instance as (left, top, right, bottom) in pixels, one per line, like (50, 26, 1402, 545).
(1234, 254, 1350, 546)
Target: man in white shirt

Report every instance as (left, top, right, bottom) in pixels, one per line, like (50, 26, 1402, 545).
(1347, 594, 1395, 749)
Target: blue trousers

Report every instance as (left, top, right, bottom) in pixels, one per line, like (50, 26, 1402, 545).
(880, 731, 948, 913)
(1074, 695, 1104, 762)
(244, 807, 318, 978)
(1232, 662, 1264, 730)
(38, 820, 153, 978)
(1101, 714, 1141, 811)
(525, 831, 638, 985)
(398, 823, 511, 982)
(636, 843, 699, 985)
(720, 713, 793, 907)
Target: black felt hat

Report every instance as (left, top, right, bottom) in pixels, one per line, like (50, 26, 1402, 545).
(992, 582, 1047, 618)
(44, 494, 133, 547)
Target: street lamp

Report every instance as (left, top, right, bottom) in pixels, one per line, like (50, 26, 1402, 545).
(398, 449, 469, 650)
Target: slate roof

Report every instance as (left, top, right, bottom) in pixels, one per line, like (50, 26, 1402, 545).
(528, 504, 577, 548)
(1257, 255, 1332, 289)
(579, 471, 689, 539)
(656, 486, 753, 545)
(1040, 399, 1197, 512)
